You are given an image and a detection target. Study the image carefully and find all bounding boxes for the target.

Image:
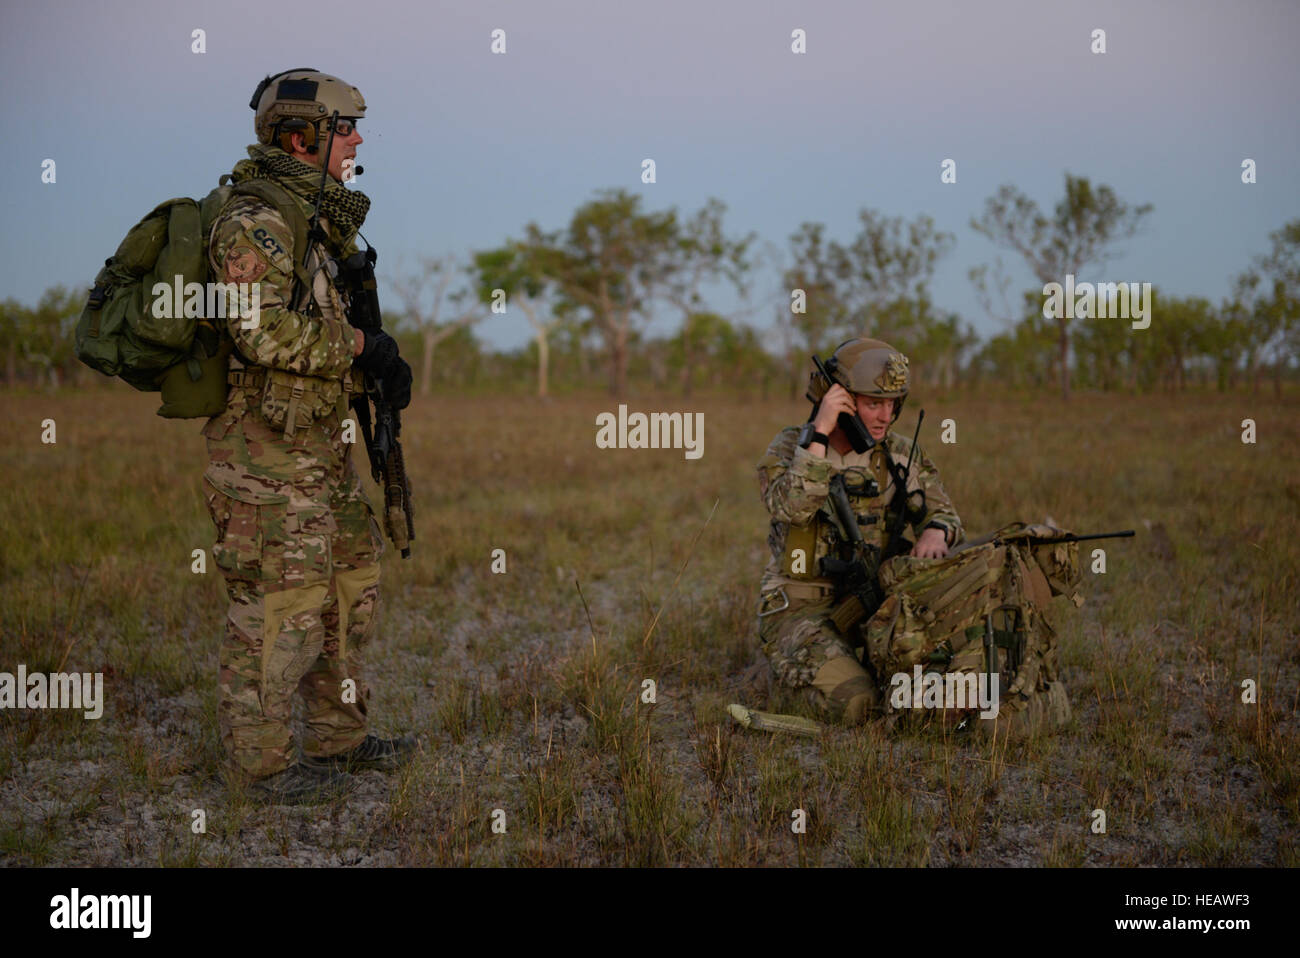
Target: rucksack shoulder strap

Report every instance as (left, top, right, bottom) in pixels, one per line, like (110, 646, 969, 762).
(218, 178, 315, 294)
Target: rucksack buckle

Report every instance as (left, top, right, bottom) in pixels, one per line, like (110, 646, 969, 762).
(227, 367, 266, 389)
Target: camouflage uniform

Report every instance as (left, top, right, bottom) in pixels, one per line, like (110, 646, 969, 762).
(756, 425, 962, 723)
(202, 173, 385, 780)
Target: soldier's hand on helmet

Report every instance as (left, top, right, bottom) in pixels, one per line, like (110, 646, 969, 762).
(911, 526, 949, 559)
(813, 384, 856, 437)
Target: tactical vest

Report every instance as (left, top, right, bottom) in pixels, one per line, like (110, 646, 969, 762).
(213, 193, 356, 440)
(781, 451, 906, 584)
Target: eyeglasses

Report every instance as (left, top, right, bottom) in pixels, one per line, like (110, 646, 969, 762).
(328, 117, 360, 136)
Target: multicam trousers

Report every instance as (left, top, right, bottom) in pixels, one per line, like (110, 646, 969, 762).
(202, 401, 385, 779)
(757, 588, 882, 724)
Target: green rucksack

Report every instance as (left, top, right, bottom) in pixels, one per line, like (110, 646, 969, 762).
(75, 178, 312, 418)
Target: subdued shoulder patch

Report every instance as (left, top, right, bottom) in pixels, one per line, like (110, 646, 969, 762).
(222, 244, 269, 283)
(249, 225, 288, 260)
(238, 222, 292, 276)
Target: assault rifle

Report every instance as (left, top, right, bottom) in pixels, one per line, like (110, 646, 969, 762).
(1010, 530, 1135, 545)
(820, 473, 886, 637)
(335, 245, 415, 558)
(819, 410, 933, 636)
(956, 528, 1136, 553)
(304, 111, 414, 557)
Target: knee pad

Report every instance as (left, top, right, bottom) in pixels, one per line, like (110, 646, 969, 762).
(333, 563, 381, 657)
(812, 656, 881, 725)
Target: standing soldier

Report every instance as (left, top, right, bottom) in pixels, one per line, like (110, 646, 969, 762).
(202, 69, 415, 803)
(755, 338, 963, 724)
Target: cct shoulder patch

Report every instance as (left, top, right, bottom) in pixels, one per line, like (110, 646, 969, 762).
(223, 244, 269, 283)
(239, 222, 292, 276)
(250, 226, 288, 259)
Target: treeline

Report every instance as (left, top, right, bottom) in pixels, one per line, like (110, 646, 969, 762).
(4, 176, 1296, 398)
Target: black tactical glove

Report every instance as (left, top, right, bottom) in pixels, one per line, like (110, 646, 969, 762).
(357, 329, 400, 375)
(383, 357, 413, 410)
(356, 330, 413, 410)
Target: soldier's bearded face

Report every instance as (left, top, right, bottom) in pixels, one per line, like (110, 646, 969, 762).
(856, 395, 895, 441)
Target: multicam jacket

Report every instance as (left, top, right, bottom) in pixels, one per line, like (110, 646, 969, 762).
(201, 193, 358, 503)
(208, 196, 354, 381)
(757, 425, 963, 595)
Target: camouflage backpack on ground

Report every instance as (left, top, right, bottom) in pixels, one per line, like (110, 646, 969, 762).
(863, 522, 1082, 736)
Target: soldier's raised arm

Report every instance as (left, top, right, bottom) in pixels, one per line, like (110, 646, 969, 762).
(757, 426, 833, 525)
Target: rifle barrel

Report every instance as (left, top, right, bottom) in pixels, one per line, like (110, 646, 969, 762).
(1034, 530, 1135, 544)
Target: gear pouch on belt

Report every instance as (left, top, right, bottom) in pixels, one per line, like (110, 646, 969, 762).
(259, 369, 341, 435)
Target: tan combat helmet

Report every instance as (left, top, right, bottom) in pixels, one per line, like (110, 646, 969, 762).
(808, 338, 911, 419)
(250, 68, 366, 152)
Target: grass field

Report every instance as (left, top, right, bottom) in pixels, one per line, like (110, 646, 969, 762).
(0, 385, 1297, 866)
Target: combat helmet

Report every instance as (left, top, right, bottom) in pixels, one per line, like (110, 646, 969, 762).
(807, 337, 910, 420)
(250, 68, 366, 152)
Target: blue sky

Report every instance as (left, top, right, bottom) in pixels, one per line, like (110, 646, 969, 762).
(3, 0, 1297, 350)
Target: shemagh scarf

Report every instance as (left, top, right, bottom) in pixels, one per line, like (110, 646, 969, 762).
(227, 143, 370, 252)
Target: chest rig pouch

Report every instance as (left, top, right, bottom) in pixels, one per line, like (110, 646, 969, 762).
(257, 369, 344, 438)
(780, 467, 882, 579)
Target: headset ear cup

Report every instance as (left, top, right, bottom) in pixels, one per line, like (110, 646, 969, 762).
(276, 119, 317, 154)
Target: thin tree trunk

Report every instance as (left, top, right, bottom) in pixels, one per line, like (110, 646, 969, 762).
(610, 322, 628, 399)
(537, 329, 549, 398)
(1058, 320, 1071, 401)
(681, 325, 694, 398)
(421, 327, 436, 396)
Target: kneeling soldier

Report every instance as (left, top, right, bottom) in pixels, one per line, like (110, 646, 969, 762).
(755, 338, 962, 724)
